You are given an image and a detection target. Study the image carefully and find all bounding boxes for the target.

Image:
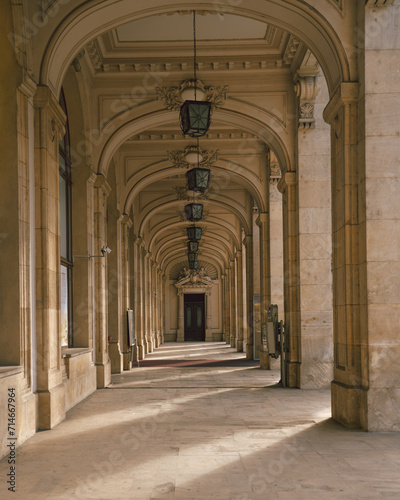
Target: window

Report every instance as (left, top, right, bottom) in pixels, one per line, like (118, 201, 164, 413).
(59, 89, 73, 347)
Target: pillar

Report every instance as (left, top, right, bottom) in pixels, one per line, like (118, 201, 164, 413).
(93, 174, 112, 388)
(177, 289, 184, 341)
(120, 214, 133, 370)
(205, 291, 213, 341)
(229, 260, 237, 347)
(134, 237, 145, 360)
(220, 274, 226, 341)
(244, 235, 254, 359)
(294, 68, 333, 388)
(236, 250, 244, 352)
(258, 213, 271, 369)
(34, 85, 67, 428)
(224, 268, 231, 344)
(278, 171, 300, 387)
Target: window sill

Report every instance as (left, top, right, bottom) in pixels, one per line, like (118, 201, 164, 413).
(0, 366, 23, 379)
(62, 348, 92, 359)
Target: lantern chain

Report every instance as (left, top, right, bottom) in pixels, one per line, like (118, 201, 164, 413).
(193, 10, 197, 101)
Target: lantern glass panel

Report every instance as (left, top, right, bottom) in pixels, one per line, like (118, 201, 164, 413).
(187, 226, 202, 241)
(184, 203, 203, 222)
(189, 260, 199, 270)
(180, 100, 212, 137)
(187, 241, 199, 253)
(187, 168, 210, 193)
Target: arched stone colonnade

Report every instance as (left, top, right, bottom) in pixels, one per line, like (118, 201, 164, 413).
(1, 1, 400, 462)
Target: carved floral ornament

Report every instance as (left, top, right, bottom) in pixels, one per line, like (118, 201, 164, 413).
(168, 146, 218, 169)
(156, 79, 228, 111)
(293, 70, 320, 130)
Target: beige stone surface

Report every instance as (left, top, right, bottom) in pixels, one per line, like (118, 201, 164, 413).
(2, 343, 400, 500)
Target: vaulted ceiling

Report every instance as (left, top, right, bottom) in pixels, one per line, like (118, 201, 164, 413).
(73, 10, 314, 278)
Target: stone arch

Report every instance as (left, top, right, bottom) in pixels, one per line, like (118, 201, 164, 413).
(39, 0, 351, 99)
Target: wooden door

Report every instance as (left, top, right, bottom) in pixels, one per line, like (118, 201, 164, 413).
(184, 294, 205, 341)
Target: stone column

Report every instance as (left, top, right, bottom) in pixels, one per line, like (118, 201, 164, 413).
(120, 214, 132, 370)
(278, 171, 300, 387)
(236, 250, 244, 352)
(161, 274, 167, 343)
(133, 237, 145, 360)
(360, 2, 400, 431)
(324, 83, 363, 427)
(220, 274, 226, 341)
(93, 174, 112, 388)
(141, 246, 148, 354)
(244, 235, 254, 359)
(229, 259, 237, 347)
(177, 289, 184, 341)
(34, 86, 66, 429)
(224, 267, 231, 344)
(295, 69, 333, 388)
(257, 213, 271, 369)
(205, 290, 213, 341)
(145, 252, 153, 353)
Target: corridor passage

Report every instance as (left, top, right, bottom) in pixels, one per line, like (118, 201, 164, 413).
(2, 343, 400, 499)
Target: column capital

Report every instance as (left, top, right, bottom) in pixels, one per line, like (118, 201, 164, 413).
(34, 85, 66, 144)
(243, 235, 252, 247)
(119, 212, 133, 228)
(235, 250, 242, 258)
(323, 82, 359, 125)
(278, 171, 296, 193)
(94, 174, 112, 197)
(256, 212, 269, 226)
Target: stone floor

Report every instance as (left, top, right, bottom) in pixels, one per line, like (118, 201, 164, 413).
(2, 342, 400, 499)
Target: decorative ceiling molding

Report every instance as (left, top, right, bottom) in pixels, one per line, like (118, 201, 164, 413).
(365, 0, 394, 7)
(157, 80, 228, 111)
(283, 35, 301, 66)
(173, 185, 215, 201)
(168, 146, 218, 169)
(127, 132, 257, 142)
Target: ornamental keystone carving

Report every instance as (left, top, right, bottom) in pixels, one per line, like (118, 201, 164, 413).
(168, 146, 218, 169)
(157, 79, 228, 111)
(294, 69, 320, 130)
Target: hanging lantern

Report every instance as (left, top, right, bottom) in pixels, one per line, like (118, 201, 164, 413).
(187, 241, 199, 253)
(189, 260, 199, 270)
(188, 252, 198, 264)
(180, 100, 212, 137)
(184, 203, 203, 222)
(187, 226, 202, 241)
(186, 167, 210, 193)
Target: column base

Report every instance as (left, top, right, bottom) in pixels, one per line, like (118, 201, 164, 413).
(331, 381, 365, 429)
(230, 337, 236, 348)
(237, 340, 244, 352)
(123, 352, 132, 371)
(260, 351, 270, 370)
(137, 344, 145, 360)
(38, 383, 66, 430)
(225, 333, 231, 344)
(96, 359, 111, 389)
(206, 329, 213, 342)
(177, 329, 184, 342)
(286, 361, 301, 388)
(246, 344, 254, 360)
(108, 340, 123, 374)
(147, 340, 153, 353)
